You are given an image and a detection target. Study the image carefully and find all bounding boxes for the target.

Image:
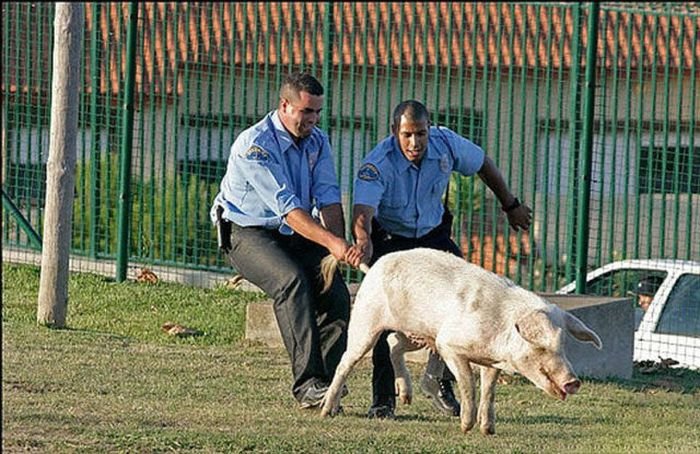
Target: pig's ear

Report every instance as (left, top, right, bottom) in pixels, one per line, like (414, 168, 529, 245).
(515, 310, 558, 349)
(562, 312, 603, 350)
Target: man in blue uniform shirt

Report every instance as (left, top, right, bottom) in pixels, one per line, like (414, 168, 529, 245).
(210, 72, 358, 409)
(351, 100, 532, 419)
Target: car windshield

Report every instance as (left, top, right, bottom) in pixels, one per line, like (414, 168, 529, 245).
(655, 273, 700, 338)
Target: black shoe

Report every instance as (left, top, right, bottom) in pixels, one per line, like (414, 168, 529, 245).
(367, 397, 396, 420)
(298, 381, 329, 409)
(421, 375, 460, 417)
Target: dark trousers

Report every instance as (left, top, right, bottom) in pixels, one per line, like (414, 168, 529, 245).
(226, 223, 350, 401)
(369, 220, 462, 405)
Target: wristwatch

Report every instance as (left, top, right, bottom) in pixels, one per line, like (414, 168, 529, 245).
(502, 197, 521, 213)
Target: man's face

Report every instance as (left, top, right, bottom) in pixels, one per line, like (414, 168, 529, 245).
(279, 91, 323, 139)
(638, 294, 653, 312)
(393, 114, 430, 164)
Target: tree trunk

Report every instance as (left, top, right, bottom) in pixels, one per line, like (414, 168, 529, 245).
(37, 3, 84, 327)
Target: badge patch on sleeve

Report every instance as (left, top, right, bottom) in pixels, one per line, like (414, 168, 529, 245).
(440, 154, 451, 173)
(245, 145, 270, 161)
(358, 163, 380, 181)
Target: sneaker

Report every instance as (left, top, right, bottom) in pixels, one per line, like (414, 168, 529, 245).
(421, 374, 460, 417)
(298, 382, 329, 409)
(367, 396, 396, 420)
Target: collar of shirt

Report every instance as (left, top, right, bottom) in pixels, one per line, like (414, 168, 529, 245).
(269, 110, 317, 155)
(268, 111, 296, 153)
(388, 136, 442, 173)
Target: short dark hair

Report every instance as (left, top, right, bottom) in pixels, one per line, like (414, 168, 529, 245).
(392, 100, 430, 128)
(633, 276, 664, 296)
(280, 71, 324, 102)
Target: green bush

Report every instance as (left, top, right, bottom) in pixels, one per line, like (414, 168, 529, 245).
(72, 154, 222, 267)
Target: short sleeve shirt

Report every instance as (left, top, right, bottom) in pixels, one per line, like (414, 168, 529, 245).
(353, 126, 485, 238)
(210, 111, 341, 235)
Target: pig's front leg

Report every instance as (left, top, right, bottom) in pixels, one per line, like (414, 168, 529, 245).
(477, 366, 500, 435)
(440, 351, 476, 433)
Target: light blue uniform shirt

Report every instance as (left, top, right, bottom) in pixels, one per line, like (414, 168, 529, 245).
(353, 126, 485, 238)
(210, 111, 341, 235)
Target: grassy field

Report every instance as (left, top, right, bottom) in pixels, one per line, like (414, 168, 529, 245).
(3, 262, 700, 453)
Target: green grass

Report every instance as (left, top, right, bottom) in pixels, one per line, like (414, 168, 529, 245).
(3, 262, 700, 453)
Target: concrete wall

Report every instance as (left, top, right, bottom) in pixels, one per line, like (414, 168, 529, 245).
(544, 294, 633, 379)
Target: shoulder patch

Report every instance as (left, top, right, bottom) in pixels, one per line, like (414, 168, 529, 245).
(358, 163, 380, 181)
(440, 154, 451, 173)
(245, 145, 270, 161)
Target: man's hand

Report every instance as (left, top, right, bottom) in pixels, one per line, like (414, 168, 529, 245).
(286, 208, 351, 261)
(506, 203, 532, 231)
(355, 238, 373, 267)
(477, 157, 533, 232)
(327, 236, 350, 262)
(344, 242, 369, 269)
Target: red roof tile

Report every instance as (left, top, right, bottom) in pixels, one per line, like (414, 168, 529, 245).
(3, 3, 699, 97)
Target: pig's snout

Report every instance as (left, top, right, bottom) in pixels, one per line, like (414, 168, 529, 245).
(563, 379, 581, 396)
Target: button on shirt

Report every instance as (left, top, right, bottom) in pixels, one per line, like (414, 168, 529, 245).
(353, 126, 485, 238)
(210, 111, 341, 235)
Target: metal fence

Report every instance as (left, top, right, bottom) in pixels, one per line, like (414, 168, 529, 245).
(3, 2, 699, 289)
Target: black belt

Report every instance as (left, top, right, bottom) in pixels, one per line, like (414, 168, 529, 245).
(371, 217, 450, 244)
(372, 207, 453, 242)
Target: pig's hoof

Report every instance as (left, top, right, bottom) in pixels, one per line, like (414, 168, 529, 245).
(480, 424, 495, 435)
(395, 381, 412, 405)
(320, 405, 337, 418)
(460, 421, 475, 434)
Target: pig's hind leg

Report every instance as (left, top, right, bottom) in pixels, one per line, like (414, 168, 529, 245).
(388, 332, 421, 405)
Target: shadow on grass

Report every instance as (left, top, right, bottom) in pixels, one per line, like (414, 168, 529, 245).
(586, 365, 700, 394)
(45, 325, 134, 343)
(393, 413, 440, 423)
(330, 408, 585, 426)
(500, 415, 582, 425)
(334, 408, 439, 423)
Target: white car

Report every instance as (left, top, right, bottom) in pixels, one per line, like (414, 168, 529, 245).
(557, 259, 700, 370)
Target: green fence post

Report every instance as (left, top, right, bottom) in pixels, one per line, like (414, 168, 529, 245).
(575, 2, 600, 294)
(321, 2, 332, 132)
(116, 2, 138, 282)
(89, 2, 101, 258)
(565, 3, 582, 286)
(685, 16, 698, 260)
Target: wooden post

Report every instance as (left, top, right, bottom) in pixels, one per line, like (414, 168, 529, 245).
(37, 3, 84, 327)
